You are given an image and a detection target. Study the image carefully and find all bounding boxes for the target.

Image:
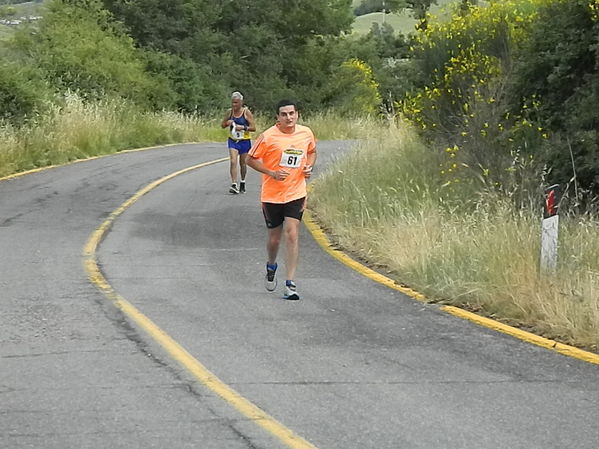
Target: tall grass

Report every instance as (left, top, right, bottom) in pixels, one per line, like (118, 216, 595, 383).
(253, 110, 384, 140)
(0, 94, 223, 178)
(310, 122, 599, 350)
(0, 99, 381, 180)
(302, 111, 385, 140)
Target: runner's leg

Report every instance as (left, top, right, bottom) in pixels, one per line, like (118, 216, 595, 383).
(284, 217, 300, 281)
(239, 153, 248, 192)
(229, 148, 239, 184)
(240, 153, 248, 181)
(267, 225, 283, 265)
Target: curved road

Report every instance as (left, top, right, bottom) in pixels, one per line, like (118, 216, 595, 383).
(1, 142, 598, 449)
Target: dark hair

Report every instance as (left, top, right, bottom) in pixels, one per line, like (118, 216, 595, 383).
(276, 99, 297, 114)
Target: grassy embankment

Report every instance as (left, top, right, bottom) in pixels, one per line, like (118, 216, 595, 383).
(309, 119, 599, 351)
(0, 96, 222, 178)
(0, 95, 369, 179)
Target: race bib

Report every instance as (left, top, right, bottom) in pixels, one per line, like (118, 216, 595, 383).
(279, 148, 304, 168)
(230, 122, 244, 140)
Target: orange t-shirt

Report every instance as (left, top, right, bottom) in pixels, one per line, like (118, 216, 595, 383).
(249, 124, 317, 203)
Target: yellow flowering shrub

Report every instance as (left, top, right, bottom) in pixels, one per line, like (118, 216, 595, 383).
(329, 58, 382, 115)
(401, 0, 559, 199)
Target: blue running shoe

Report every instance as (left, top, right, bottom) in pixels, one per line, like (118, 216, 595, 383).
(283, 280, 299, 300)
(265, 262, 277, 292)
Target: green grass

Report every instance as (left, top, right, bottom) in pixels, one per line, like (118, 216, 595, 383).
(0, 24, 12, 40)
(309, 121, 599, 351)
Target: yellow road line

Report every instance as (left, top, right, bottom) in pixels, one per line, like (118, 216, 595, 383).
(441, 305, 599, 365)
(303, 210, 426, 301)
(83, 157, 320, 449)
(303, 210, 599, 367)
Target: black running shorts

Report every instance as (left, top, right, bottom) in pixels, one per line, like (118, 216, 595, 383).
(261, 197, 306, 229)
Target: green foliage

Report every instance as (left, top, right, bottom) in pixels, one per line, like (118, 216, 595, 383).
(508, 0, 599, 194)
(0, 62, 50, 124)
(1, 0, 42, 4)
(102, 0, 222, 60)
(217, 0, 354, 44)
(13, 0, 170, 108)
(363, 22, 418, 105)
(406, 0, 438, 22)
(103, 0, 354, 111)
(402, 0, 553, 203)
(327, 59, 382, 115)
(143, 51, 228, 112)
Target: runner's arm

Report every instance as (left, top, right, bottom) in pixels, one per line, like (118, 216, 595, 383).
(243, 108, 257, 132)
(303, 147, 317, 178)
(247, 155, 289, 181)
(221, 109, 232, 128)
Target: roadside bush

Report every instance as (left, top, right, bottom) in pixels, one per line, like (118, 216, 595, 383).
(0, 62, 51, 124)
(326, 59, 382, 115)
(402, 0, 554, 203)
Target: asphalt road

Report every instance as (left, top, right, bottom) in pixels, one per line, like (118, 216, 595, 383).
(1, 142, 598, 449)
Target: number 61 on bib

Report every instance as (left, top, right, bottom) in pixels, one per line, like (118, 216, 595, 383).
(279, 148, 304, 168)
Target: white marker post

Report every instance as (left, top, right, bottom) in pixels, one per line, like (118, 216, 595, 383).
(540, 184, 560, 273)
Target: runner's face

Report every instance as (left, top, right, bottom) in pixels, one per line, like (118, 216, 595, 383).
(231, 98, 242, 111)
(277, 105, 297, 132)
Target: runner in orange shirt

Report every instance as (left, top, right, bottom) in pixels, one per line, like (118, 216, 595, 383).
(247, 99, 317, 300)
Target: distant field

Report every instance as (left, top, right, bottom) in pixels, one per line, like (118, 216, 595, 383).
(0, 0, 45, 41)
(352, 10, 419, 35)
(351, 0, 456, 35)
(1, 0, 45, 16)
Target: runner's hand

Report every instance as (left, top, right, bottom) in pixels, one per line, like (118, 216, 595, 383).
(303, 165, 313, 179)
(272, 170, 290, 181)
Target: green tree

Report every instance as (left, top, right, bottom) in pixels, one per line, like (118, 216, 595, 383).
(406, 0, 437, 29)
(103, 0, 354, 110)
(102, 0, 222, 60)
(508, 0, 599, 194)
(144, 51, 229, 112)
(13, 0, 172, 108)
(0, 62, 51, 124)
